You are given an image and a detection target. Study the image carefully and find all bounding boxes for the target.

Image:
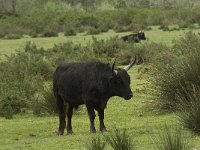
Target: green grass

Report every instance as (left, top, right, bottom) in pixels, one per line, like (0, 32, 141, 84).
(0, 66, 199, 150)
(1, 27, 200, 149)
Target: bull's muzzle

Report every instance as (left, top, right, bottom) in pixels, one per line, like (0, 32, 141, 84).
(124, 92, 133, 100)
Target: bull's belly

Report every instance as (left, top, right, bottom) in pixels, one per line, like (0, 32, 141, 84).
(60, 93, 84, 106)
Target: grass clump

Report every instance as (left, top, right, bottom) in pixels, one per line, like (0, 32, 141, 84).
(106, 128, 135, 150)
(85, 136, 107, 150)
(179, 85, 200, 134)
(154, 125, 191, 150)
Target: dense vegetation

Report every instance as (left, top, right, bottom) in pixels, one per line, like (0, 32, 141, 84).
(0, 0, 200, 39)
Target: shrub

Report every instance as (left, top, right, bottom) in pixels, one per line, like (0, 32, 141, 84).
(3, 33, 22, 39)
(41, 31, 58, 37)
(87, 28, 101, 35)
(0, 32, 5, 38)
(179, 85, 200, 134)
(0, 97, 14, 119)
(154, 125, 191, 150)
(0, 42, 55, 118)
(106, 128, 135, 150)
(32, 86, 58, 116)
(64, 27, 76, 36)
(114, 25, 129, 33)
(159, 25, 170, 31)
(151, 32, 200, 112)
(30, 31, 38, 38)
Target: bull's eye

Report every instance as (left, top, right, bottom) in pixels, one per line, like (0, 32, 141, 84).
(110, 77, 121, 86)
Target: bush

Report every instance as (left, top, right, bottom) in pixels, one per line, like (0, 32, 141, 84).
(64, 27, 76, 36)
(3, 33, 22, 39)
(41, 31, 58, 37)
(0, 42, 55, 118)
(150, 32, 200, 112)
(179, 85, 200, 134)
(33, 86, 58, 116)
(159, 25, 170, 31)
(114, 25, 129, 33)
(87, 28, 101, 35)
(154, 125, 191, 150)
(1, 97, 14, 119)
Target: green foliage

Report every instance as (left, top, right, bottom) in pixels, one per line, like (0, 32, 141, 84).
(151, 32, 200, 112)
(159, 25, 170, 31)
(41, 31, 58, 37)
(114, 0, 127, 8)
(33, 86, 58, 116)
(87, 28, 101, 35)
(106, 128, 135, 150)
(1, 97, 14, 119)
(0, 42, 54, 118)
(64, 27, 76, 36)
(179, 85, 200, 134)
(154, 125, 191, 150)
(1, 0, 200, 37)
(85, 136, 107, 150)
(3, 33, 22, 39)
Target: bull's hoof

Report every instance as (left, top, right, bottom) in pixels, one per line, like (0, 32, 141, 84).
(100, 128, 107, 133)
(90, 128, 96, 133)
(57, 131, 64, 136)
(67, 130, 74, 135)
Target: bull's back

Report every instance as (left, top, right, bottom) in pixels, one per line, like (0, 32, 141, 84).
(53, 61, 112, 104)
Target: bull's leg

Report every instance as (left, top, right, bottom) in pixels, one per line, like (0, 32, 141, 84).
(98, 109, 107, 132)
(56, 96, 66, 136)
(86, 104, 96, 133)
(67, 105, 73, 135)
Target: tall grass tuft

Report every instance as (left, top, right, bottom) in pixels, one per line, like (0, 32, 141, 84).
(154, 125, 191, 150)
(106, 128, 135, 150)
(178, 85, 200, 134)
(85, 135, 107, 150)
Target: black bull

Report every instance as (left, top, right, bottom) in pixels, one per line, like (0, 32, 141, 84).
(53, 59, 136, 135)
(121, 31, 146, 42)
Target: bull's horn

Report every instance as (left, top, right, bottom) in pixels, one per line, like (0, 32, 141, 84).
(123, 56, 137, 71)
(111, 58, 116, 73)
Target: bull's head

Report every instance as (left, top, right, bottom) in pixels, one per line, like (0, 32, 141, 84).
(110, 57, 136, 100)
(138, 31, 146, 40)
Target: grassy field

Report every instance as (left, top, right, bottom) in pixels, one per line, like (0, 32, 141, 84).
(1, 27, 200, 150)
(0, 67, 200, 150)
(0, 67, 180, 150)
(1, 27, 200, 57)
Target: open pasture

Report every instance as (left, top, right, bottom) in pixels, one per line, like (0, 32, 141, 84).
(1, 28, 200, 150)
(0, 66, 181, 150)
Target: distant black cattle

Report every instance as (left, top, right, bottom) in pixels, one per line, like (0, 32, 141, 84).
(121, 31, 146, 42)
(53, 58, 136, 135)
